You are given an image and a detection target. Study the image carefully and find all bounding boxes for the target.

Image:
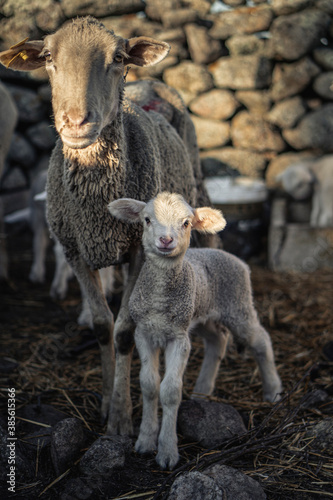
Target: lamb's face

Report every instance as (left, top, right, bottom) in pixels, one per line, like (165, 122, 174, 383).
(141, 193, 194, 259)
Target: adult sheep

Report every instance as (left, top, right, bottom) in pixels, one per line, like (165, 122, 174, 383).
(0, 16, 215, 434)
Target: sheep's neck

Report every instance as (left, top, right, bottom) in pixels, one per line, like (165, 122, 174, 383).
(63, 113, 126, 202)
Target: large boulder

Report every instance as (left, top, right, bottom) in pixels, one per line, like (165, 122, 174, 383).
(209, 5, 274, 40)
(191, 115, 230, 149)
(209, 55, 272, 90)
(271, 0, 313, 16)
(201, 147, 268, 177)
(189, 89, 240, 121)
(60, 0, 145, 18)
(270, 57, 320, 101)
(185, 23, 222, 65)
(282, 104, 333, 151)
(269, 9, 330, 61)
(231, 111, 286, 152)
(265, 96, 307, 129)
(313, 72, 333, 100)
(164, 61, 214, 96)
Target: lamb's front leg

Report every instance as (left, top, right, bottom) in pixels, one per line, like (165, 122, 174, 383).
(108, 247, 143, 435)
(70, 256, 115, 422)
(135, 329, 160, 454)
(157, 335, 191, 470)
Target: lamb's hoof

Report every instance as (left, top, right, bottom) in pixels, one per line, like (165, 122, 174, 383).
(135, 436, 157, 455)
(156, 448, 179, 470)
(29, 271, 44, 284)
(263, 384, 283, 403)
(107, 415, 133, 436)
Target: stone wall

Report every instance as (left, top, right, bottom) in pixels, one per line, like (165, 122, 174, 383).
(1, 0, 333, 203)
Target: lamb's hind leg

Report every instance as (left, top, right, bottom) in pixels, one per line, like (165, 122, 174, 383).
(232, 319, 282, 402)
(192, 320, 229, 398)
(70, 256, 115, 422)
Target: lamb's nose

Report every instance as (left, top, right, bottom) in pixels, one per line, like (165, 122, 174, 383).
(160, 236, 173, 247)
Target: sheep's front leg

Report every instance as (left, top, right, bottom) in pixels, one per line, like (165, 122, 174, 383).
(29, 223, 49, 283)
(135, 329, 160, 454)
(70, 256, 115, 421)
(107, 247, 143, 435)
(157, 335, 191, 470)
(192, 321, 229, 398)
(50, 239, 73, 300)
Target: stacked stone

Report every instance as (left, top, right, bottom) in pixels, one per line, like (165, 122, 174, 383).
(1, 0, 333, 200)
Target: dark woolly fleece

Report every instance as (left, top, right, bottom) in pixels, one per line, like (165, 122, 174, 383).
(47, 90, 198, 270)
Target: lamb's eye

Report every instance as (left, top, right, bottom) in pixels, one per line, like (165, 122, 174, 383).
(145, 217, 151, 225)
(183, 220, 190, 228)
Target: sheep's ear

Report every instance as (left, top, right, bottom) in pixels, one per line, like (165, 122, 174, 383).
(125, 37, 170, 67)
(192, 207, 226, 233)
(0, 39, 45, 71)
(108, 198, 146, 223)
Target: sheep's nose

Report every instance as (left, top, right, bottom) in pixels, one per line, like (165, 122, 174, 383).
(159, 236, 173, 247)
(66, 108, 92, 127)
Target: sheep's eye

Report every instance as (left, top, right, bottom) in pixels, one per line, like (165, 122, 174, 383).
(42, 50, 52, 63)
(113, 53, 123, 63)
(183, 220, 190, 228)
(145, 217, 151, 225)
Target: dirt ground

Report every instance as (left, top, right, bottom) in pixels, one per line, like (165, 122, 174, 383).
(1, 225, 333, 499)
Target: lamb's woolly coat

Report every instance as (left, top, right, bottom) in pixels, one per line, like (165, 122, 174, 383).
(129, 248, 254, 345)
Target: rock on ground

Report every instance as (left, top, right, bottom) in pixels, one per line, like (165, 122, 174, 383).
(177, 399, 246, 448)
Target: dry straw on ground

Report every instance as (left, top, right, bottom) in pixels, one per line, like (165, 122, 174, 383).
(0, 230, 332, 499)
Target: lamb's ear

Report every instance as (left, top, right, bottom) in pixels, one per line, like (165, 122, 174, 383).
(125, 37, 170, 67)
(0, 39, 45, 71)
(108, 198, 146, 223)
(192, 207, 226, 234)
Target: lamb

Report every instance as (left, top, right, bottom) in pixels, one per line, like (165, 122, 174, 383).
(0, 16, 215, 434)
(276, 155, 333, 227)
(0, 81, 18, 281)
(108, 192, 282, 470)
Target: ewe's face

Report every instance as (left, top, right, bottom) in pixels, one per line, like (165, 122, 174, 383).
(141, 194, 194, 259)
(42, 22, 126, 149)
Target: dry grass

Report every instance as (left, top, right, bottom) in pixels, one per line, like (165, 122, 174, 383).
(0, 229, 332, 499)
